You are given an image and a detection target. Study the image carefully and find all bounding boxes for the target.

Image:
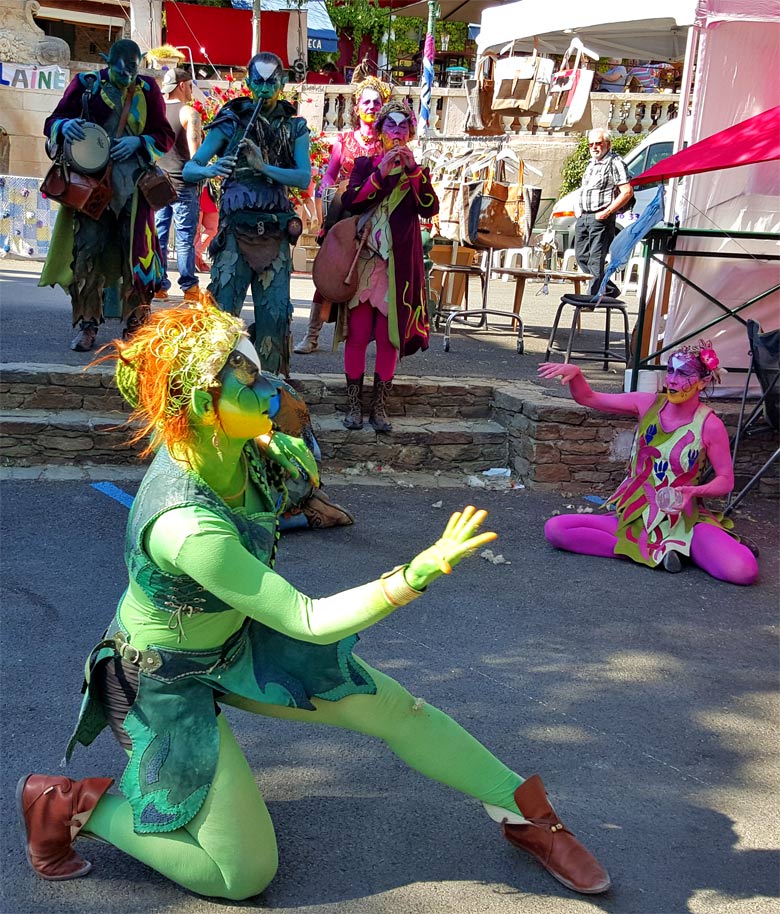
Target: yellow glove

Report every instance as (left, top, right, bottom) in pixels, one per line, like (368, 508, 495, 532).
(405, 506, 497, 591)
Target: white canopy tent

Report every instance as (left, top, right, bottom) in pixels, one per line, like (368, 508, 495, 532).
(476, 0, 780, 387)
(477, 0, 698, 60)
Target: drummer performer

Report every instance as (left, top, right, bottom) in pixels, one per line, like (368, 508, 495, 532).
(40, 39, 175, 352)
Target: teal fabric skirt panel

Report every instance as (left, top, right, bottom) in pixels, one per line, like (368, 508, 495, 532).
(67, 614, 377, 833)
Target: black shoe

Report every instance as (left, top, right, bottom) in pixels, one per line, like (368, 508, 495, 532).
(70, 320, 98, 352)
(662, 551, 682, 574)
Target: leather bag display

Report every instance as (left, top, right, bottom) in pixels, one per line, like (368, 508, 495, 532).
(137, 165, 177, 210)
(464, 160, 542, 250)
(492, 48, 555, 117)
(464, 55, 505, 137)
(537, 42, 595, 131)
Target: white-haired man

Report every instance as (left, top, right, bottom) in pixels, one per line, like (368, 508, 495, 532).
(575, 128, 633, 298)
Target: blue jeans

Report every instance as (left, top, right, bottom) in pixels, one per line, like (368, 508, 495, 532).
(154, 183, 200, 292)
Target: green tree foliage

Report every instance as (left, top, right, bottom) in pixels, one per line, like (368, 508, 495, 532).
(326, 0, 467, 67)
(560, 133, 643, 196)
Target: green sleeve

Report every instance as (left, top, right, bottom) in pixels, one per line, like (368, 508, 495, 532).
(146, 506, 399, 645)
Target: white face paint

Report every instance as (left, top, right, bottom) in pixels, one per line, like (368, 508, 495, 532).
(254, 62, 279, 81)
(235, 336, 262, 371)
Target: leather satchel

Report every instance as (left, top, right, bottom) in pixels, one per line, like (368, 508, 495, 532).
(138, 165, 177, 210)
(465, 161, 542, 250)
(312, 215, 371, 303)
(40, 160, 113, 220)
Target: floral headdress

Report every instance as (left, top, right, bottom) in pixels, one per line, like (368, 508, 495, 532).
(352, 75, 392, 105)
(376, 98, 417, 135)
(669, 339, 722, 384)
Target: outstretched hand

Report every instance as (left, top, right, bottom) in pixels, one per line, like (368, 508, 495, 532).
(405, 506, 497, 591)
(538, 362, 583, 385)
(258, 432, 319, 488)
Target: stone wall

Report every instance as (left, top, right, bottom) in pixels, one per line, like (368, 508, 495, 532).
(2, 365, 777, 499)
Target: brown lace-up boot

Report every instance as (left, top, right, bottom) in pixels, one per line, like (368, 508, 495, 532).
(17, 774, 113, 881)
(302, 488, 355, 527)
(369, 373, 393, 433)
(502, 775, 611, 894)
(343, 374, 364, 429)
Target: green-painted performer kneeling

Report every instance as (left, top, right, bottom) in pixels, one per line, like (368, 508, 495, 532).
(182, 52, 308, 377)
(18, 301, 611, 900)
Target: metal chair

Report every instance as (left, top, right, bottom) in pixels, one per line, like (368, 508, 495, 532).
(545, 293, 631, 371)
(723, 319, 780, 515)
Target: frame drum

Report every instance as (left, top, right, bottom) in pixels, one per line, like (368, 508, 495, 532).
(63, 123, 111, 175)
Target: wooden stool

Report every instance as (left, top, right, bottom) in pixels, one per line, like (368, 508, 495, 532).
(545, 293, 631, 371)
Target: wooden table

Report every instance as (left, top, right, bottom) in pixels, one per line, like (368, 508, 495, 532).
(490, 267, 594, 315)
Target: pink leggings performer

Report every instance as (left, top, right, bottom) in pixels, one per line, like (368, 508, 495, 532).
(537, 348, 759, 588)
(344, 300, 398, 382)
(545, 514, 758, 586)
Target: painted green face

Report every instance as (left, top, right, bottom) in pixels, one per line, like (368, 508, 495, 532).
(214, 341, 281, 440)
(109, 53, 140, 89)
(246, 60, 284, 105)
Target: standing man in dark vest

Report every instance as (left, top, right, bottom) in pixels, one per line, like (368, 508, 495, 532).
(155, 67, 202, 303)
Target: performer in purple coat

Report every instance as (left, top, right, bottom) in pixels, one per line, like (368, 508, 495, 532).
(40, 39, 174, 351)
(338, 100, 438, 432)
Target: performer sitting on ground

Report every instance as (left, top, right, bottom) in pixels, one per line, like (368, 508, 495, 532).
(182, 52, 309, 377)
(40, 39, 174, 352)
(539, 344, 759, 585)
(18, 300, 611, 901)
(293, 75, 390, 355)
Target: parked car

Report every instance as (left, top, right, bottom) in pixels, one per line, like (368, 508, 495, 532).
(549, 119, 680, 254)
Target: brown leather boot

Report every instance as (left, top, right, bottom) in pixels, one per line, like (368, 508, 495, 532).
(17, 774, 113, 881)
(343, 375, 364, 430)
(369, 373, 393, 433)
(294, 302, 324, 354)
(70, 320, 98, 352)
(502, 775, 611, 894)
(302, 488, 355, 528)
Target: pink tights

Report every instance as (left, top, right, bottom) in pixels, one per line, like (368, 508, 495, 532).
(545, 514, 758, 586)
(344, 300, 398, 382)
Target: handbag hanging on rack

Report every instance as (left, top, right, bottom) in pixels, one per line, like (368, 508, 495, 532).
(537, 41, 595, 130)
(41, 83, 137, 220)
(464, 159, 542, 250)
(464, 55, 505, 137)
(492, 44, 555, 117)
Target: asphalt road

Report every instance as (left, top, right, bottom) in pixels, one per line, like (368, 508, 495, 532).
(0, 261, 633, 389)
(1, 480, 778, 914)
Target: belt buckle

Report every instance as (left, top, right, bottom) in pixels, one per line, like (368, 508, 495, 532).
(121, 642, 142, 665)
(256, 221, 265, 236)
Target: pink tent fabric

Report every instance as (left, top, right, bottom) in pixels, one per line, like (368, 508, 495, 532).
(631, 105, 780, 187)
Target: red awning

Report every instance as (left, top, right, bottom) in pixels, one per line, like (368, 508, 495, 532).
(165, 2, 292, 66)
(631, 105, 780, 187)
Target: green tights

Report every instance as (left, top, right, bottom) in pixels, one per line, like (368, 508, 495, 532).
(84, 661, 524, 900)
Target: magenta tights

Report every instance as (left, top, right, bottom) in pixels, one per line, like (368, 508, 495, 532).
(344, 300, 398, 382)
(545, 514, 758, 586)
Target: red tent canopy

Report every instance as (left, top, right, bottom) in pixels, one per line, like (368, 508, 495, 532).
(631, 105, 780, 187)
(165, 2, 291, 67)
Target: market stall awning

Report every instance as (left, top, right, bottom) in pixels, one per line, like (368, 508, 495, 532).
(631, 105, 780, 187)
(391, 0, 515, 24)
(231, 0, 338, 53)
(477, 0, 697, 59)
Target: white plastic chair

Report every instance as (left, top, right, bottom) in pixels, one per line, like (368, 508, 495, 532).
(561, 248, 578, 273)
(501, 247, 534, 280)
(621, 255, 646, 295)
